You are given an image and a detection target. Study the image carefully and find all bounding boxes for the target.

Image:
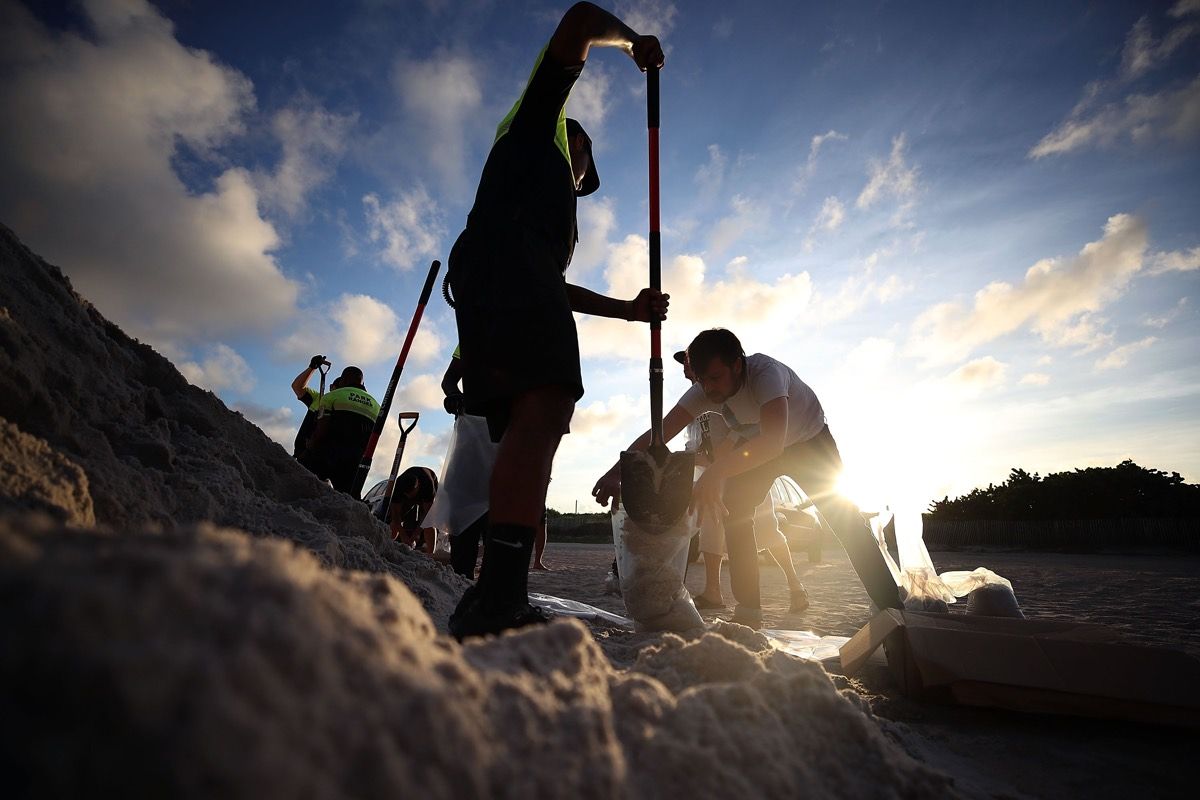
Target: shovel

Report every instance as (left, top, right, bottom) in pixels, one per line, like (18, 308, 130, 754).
(619, 65, 694, 529)
(379, 411, 420, 524)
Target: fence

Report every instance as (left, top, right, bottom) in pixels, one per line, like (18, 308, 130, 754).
(921, 517, 1200, 551)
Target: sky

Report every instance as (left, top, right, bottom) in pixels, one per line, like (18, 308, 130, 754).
(1, 0, 1198, 530)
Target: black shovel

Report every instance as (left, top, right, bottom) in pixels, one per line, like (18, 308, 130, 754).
(619, 65, 694, 528)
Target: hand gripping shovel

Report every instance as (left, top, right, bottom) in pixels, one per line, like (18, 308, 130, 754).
(349, 259, 440, 499)
(619, 65, 694, 529)
(379, 411, 419, 525)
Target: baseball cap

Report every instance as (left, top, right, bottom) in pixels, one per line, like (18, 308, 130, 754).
(672, 350, 687, 365)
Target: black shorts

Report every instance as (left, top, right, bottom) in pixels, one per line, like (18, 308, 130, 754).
(448, 226, 584, 442)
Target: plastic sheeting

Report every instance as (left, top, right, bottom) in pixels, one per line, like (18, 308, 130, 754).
(528, 593, 636, 628)
(611, 509, 703, 632)
(422, 414, 496, 537)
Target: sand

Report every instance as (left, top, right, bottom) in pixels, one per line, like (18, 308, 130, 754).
(0, 223, 961, 797)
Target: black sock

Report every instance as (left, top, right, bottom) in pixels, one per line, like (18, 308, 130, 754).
(478, 523, 534, 607)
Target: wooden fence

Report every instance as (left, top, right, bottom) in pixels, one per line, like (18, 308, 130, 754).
(921, 517, 1200, 551)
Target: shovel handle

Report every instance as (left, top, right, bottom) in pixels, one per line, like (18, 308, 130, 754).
(398, 411, 419, 437)
(647, 65, 664, 450)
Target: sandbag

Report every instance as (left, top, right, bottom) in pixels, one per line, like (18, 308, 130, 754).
(422, 415, 496, 537)
(611, 509, 702, 632)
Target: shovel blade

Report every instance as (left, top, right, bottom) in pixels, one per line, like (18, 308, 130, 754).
(620, 447, 695, 529)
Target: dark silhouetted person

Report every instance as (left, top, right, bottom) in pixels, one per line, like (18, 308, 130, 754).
(298, 366, 379, 495)
(446, 2, 668, 639)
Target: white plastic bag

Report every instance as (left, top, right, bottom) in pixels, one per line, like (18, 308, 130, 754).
(422, 414, 497, 537)
(939, 567, 1023, 618)
(887, 509, 956, 609)
(938, 567, 1014, 597)
(611, 508, 703, 632)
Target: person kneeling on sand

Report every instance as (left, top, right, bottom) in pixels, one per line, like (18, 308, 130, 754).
(390, 465, 439, 550)
(674, 351, 809, 614)
(594, 329, 901, 629)
(297, 366, 380, 496)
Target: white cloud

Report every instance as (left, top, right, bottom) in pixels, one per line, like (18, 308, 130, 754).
(1172, 0, 1200, 18)
(1144, 297, 1189, 328)
(794, 130, 846, 192)
(1036, 355, 1054, 366)
(856, 134, 919, 220)
(391, 52, 483, 187)
(803, 195, 846, 251)
(713, 17, 734, 39)
(708, 194, 762, 256)
(616, 0, 679, 37)
(363, 187, 445, 271)
(948, 356, 1008, 390)
(1019, 372, 1051, 386)
(392, 373, 446, 412)
(570, 394, 645, 436)
(256, 102, 356, 218)
(1031, 75, 1200, 157)
(1120, 15, 1198, 80)
(907, 214, 1149, 365)
(180, 344, 255, 393)
(1148, 246, 1200, 274)
(234, 403, 298, 447)
(0, 0, 299, 345)
(1095, 337, 1158, 371)
(694, 144, 728, 198)
(278, 293, 445, 368)
(573, 197, 617, 275)
(566, 63, 612, 132)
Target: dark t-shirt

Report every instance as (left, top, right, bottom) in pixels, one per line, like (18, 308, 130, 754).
(464, 45, 584, 272)
(293, 388, 320, 458)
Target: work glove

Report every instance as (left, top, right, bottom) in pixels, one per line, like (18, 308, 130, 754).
(443, 392, 465, 417)
(309, 354, 327, 370)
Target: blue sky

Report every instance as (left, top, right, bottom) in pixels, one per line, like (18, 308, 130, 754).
(2, 0, 1197, 527)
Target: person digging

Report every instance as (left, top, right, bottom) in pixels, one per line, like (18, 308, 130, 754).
(594, 328, 901, 629)
(674, 350, 810, 614)
(297, 366, 380, 496)
(446, 2, 668, 640)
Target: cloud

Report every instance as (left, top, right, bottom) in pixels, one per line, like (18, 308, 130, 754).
(856, 134, 918, 219)
(233, 402, 298, 447)
(803, 196, 846, 251)
(1144, 297, 1189, 328)
(570, 394, 645, 436)
(0, 0, 299, 345)
(713, 17, 734, 39)
(363, 187, 445, 271)
(180, 344, 255, 393)
(566, 63, 612, 132)
(1095, 337, 1158, 370)
(278, 293, 445, 368)
(1172, 0, 1200, 18)
(1148, 246, 1200, 274)
(573, 197, 617, 275)
(392, 373, 446, 412)
(1036, 355, 1054, 366)
(1019, 372, 1051, 386)
(708, 194, 763, 256)
(794, 130, 846, 192)
(1120, 14, 1198, 80)
(390, 51, 483, 187)
(616, 1, 679, 37)
(948, 356, 1008, 389)
(256, 101, 357, 218)
(907, 214, 1149, 365)
(1030, 75, 1200, 157)
(694, 144, 728, 198)
(575, 234, 815, 360)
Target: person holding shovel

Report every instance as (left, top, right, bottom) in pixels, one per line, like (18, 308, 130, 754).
(298, 366, 380, 496)
(594, 328, 901, 628)
(446, 2, 667, 639)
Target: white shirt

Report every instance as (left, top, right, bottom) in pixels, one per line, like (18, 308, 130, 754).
(679, 353, 826, 447)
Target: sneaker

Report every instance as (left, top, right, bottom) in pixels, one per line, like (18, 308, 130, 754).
(789, 585, 811, 614)
(449, 593, 551, 641)
(691, 593, 726, 610)
(730, 605, 763, 630)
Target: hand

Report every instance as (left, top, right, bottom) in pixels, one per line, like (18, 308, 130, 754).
(629, 35, 664, 72)
(591, 466, 621, 510)
(629, 288, 669, 322)
(308, 354, 328, 370)
(688, 469, 728, 526)
(443, 392, 464, 417)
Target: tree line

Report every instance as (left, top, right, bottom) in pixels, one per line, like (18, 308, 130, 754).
(927, 460, 1200, 521)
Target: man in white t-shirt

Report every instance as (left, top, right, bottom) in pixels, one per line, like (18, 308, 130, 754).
(594, 328, 900, 628)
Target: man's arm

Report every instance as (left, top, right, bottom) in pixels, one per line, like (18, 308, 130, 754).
(591, 403, 695, 507)
(549, 2, 665, 70)
(690, 397, 789, 522)
(291, 355, 326, 401)
(565, 284, 670, 321)
(441, 358, 464, 396)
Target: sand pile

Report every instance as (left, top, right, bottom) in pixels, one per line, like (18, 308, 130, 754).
(0, 518, 954, 798)
(0, 223, 957, 797)
(0, 224, 467, 624)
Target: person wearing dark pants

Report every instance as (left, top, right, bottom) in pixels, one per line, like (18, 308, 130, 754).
(445, 3, 667, 640)
(594, 328, 900, 628)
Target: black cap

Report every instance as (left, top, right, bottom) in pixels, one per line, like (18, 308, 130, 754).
(565, 118, 600, 196)
(672, 350, 687, 365)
